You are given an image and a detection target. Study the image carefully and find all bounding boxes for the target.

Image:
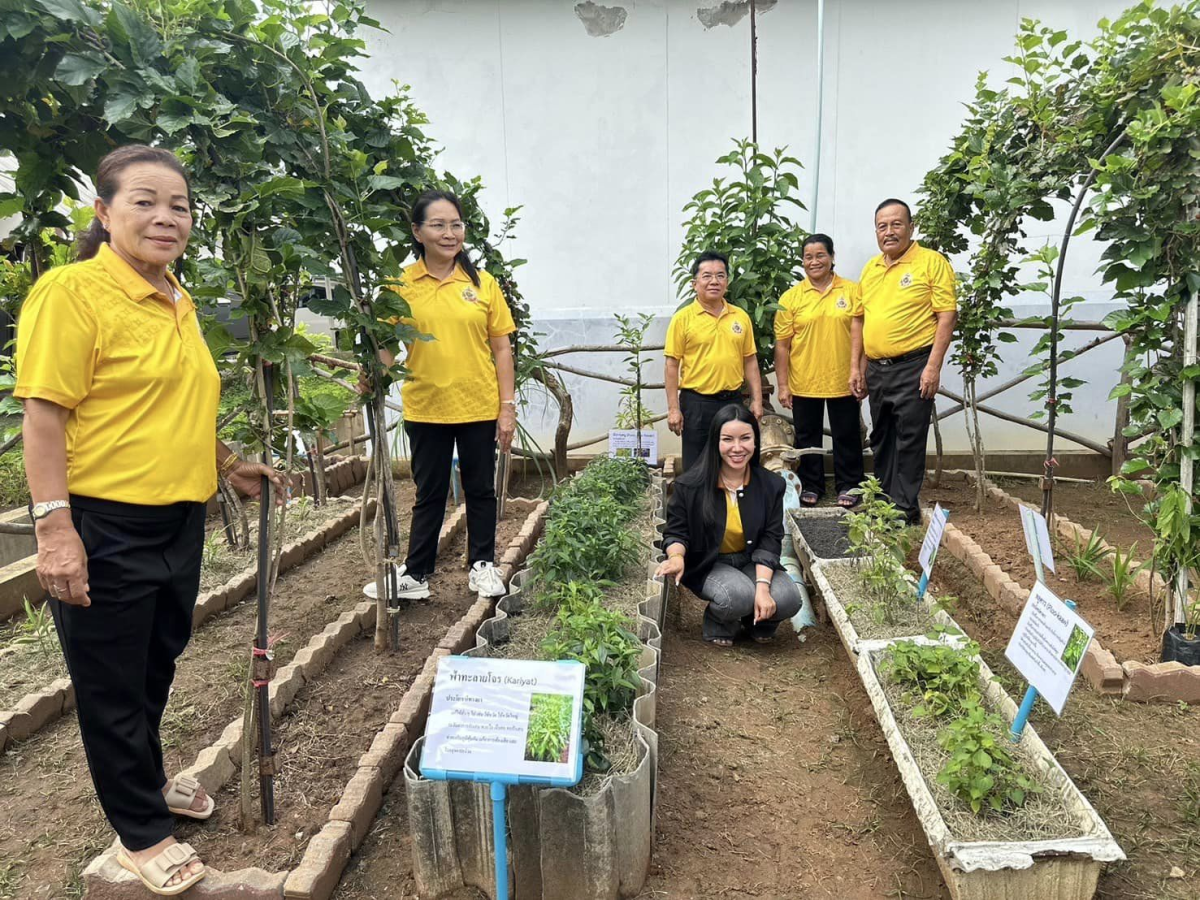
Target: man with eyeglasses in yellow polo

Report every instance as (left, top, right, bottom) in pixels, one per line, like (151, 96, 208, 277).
(665, 251, 763, 471)
(850, 199, 957, 524)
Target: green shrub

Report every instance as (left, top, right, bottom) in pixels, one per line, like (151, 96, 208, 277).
(936, 700, 1042, 815)
(883, 639, 982, 719)
(0, 449, 29, 508)
(528, 491, 640, 586)
(845, 476, 913, 624)
(539, 582, 642, 770)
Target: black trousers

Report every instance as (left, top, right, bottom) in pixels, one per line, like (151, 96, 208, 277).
(679, 389, 743, 472)
(51, 495, 205, 852)
(866, 350, 934, 520)
(793, 395, 865, 497)
(404, 419, 497, 579)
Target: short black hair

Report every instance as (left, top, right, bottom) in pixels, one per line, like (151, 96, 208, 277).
(874, 198, 912, 221)
(691, 250, 729, 277)
(802, 233, 834, 255)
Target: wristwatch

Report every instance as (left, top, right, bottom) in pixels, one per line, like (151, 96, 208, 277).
(31, 500, 71, 521)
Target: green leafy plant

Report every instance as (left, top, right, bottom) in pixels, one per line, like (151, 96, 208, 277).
(14, 597, 56, 666)
(527, 492, 640, 587)
(524, 693, 573, 764)
(936, 700, 1042, 815)
(539, 585, 642, 771)
(883, 639, 982, 719)
(1106, 542, 1147, 611)
(613, 313, 657, 433)
(1060, 527, 1111, 582)
(674, 139, 808, 375)
(844, 477, 914, 625)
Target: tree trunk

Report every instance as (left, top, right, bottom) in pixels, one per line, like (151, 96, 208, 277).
(533, 367, 573, 480)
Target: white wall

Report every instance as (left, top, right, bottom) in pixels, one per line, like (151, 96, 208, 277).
(362, 0, 1134, 457)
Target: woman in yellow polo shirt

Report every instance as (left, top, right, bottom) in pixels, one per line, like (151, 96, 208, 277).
(15, 145, 286, 896)
(379, 191, 517, 601)
(773, 234, 865, 508)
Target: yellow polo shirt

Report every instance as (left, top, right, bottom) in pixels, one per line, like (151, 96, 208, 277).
(385, 259, 516, 424)
(858, 242, 957, 360)
(14, 243, 220, 504)
(664, 300, 756, 394)
(774, 275, 861, 398)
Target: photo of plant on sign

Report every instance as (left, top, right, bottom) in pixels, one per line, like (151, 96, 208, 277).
(524, 692, 574, 764)
(1061, 625, 1089, 672)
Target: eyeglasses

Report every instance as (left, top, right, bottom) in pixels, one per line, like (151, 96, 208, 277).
(696, 273, 728, 284)
(423, 220, 466, 235)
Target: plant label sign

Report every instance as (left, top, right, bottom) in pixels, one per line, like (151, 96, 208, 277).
(1019, 504, 1056, 574)
(1004, 581, 1094, 715)
(918, 503, 949, 576)
(420, 656, 585, 786)
(608, 429, 658, 465)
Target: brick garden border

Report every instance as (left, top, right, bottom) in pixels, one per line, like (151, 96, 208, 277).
(80, 498, 550, 900)
(929, 473, 1200, 704)
(0, 458, 374, 758)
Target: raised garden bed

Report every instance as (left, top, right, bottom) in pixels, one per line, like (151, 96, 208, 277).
(404, 460, 669, 900)
(860, 642, 1124, 899)
(925, 474, 1200, 704)
(795, 478, 1125, 899)
(0, 458, 374, 757)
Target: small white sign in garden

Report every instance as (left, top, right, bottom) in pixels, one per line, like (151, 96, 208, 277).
(1019, 504, 1056, 574)
(608, 429, 658, 465)
(918, 503, 949, 575)
(421, 656, 585, 783)
(1004, 581, 1094, 715)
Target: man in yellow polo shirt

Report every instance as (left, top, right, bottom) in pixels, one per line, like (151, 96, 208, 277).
(664, 251, 763, 471)
(850, 199, 957, 524)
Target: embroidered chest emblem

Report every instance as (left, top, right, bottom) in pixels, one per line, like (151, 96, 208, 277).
(835, 295, 848, 310)
(731, 321, 743, 335)
(461, 287, 479, 303)
(899, 272, 914, 288)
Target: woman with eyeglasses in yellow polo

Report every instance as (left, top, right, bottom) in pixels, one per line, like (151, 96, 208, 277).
(377, 191, 516, 601)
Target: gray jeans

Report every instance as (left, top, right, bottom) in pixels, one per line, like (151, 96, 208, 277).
(697, 552, 803, 641)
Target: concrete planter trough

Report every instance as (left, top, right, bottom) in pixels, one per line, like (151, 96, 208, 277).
(808, 556, 963, 658)
(859, 645, 1125, 900)
(404, 477, 670, 900)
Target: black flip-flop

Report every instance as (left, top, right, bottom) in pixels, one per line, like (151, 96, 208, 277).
(837, 492, 860, 509)
(800, 491, 819, 507)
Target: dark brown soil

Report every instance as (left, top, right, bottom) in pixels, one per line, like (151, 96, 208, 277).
(333, 594, 950, 900)
(794, 512, 856, 560)
(927, 552, 1200, 900)
(0, 481, 528, 899)
(921, 478, 1160, 664)
(994, 476, 1155, 550)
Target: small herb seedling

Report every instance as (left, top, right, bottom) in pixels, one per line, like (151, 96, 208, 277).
(1060, 528, 1110, 582)
(1106, 542, 1147, 611)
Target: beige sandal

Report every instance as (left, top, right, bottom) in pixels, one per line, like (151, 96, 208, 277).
(117, 842, 206, 896)
(165, 775, 215, 820)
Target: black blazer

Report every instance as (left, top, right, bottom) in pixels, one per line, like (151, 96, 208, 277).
(663, 464, 786, 595)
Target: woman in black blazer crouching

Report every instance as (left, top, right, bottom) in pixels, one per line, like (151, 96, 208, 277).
(657, 404, 802, 647)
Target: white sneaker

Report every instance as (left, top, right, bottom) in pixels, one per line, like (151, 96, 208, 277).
(468, 561, 507, 598)
(362, 565, 430, 600)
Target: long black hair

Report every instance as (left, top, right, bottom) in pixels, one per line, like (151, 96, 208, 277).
(410, 190, 481, 287)
(677, 403, 762, 530)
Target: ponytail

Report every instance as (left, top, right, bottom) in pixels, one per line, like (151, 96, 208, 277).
(76, 218, 110, 261)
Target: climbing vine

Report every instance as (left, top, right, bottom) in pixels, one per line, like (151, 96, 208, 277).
(918, 1, 1200, 633)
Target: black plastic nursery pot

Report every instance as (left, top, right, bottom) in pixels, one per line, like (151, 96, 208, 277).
(1161, 624, 1200, 666)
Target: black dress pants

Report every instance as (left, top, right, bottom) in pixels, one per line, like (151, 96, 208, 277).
(51, 495, 205, 852)
(679, 389, 743, 472)
(792, 395, 865, 498)
(866, 349, 934, 521)
(403, 419, 497, 579)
